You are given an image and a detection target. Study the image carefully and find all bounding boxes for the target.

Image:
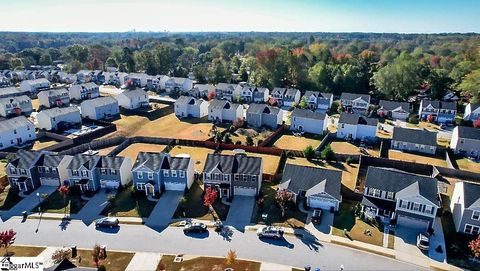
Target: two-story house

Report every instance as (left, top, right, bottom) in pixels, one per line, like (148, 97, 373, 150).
(174, 96, 209, 118)
(450, 181, 480, 235)
(271, 88, 287, 106)
(203, 153, 262, 198)
(0, 96, 33, 117)
(302, 91, 333, 111)
(19, 78, 50, 93)
(0, 87, 27, 99)
(38, 88, 70, 109)
(463, 103, 480, 122)
(132, 152, 194, 196)
(34, 153, 73, 187)
(68, 82, 100, 101)
(164, 77, 193, 93)
(419, 99, 457, 124)
(362, 167, 440, 230)
(66, 154, 101, 193)
(208, 99, 244, 123)
(6, 150, 42, 192)
(271, 88, 301, 107)
(246, 104, 282, 129)
(290, 108, 328, 135)
(0, 116, 36, 150)
(36, 107, 82, 131)
(337, 113, 378, 141)
(450, 126, 480, 159)
(80, 97, 119, 120)
(116, 89, 149, 110)
(95, 156, 133, 190)
(340, 93, 371, 114)
(187, 84, 215, 99)
(391, 127, 437, 155)
(377, 100, 411, 121)
(214, 83, 241, 102)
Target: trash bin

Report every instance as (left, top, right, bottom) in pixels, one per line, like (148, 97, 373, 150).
(71, 246, 77, 258)
(22, 211, 28, 219)
(101, 245, 107, 258)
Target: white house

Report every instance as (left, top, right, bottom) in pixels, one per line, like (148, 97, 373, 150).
(116, 89, 149, 110)
(240, 86, 269, 103)
(104, 72, 128, 86)
(0, 96, 33, 117)
(391, 127, 437, 155)
(19, 78, 50, 93)
(174, 96, 209, 118)
(450, 126, 480, 159)
(36, 107, 82, 131)
(377, 100, 411, 121)
(68, 82, 100, 101)
(0, 87, 27, 99)
(80, 97, 119, 120)
(165, 77, 194, 93)
(283, 88, 301, 107)
(290, 108, 328, 135)
(126, 73, 148, 87)
(0, 116, 36, 150)
(337, 113, 378, 141)
(450, 181, 480, 235)
(464, 103, 480, 122)
(38, 88, 70, 108)
(340, 93, 371, 114)
(208, 99, 244, 123)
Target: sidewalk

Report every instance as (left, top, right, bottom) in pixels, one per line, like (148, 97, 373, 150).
(125, 252, 162, 271)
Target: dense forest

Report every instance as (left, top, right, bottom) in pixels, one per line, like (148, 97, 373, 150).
(0, 32, 479, 103)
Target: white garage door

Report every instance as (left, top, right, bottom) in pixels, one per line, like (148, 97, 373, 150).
(397, 215, 429, 231)
(234, 186, 256, 196)
(308, 196, 336, 210)
(40, 178, 60, 186)
(100, 180, 120, 189)
(165, 182, 185, 191)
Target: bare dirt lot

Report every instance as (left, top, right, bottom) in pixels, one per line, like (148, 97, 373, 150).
(118, 143, 167, 161)
(168, 146, 215, 172)
(273, 134, 322, 151)
(388, 149, 447, 167)
(221, 150, 281, 175)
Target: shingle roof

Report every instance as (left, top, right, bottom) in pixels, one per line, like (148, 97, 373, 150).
(39, 106, 80, 118)
(291, 108, 327, 121)
(38, 88, 68, 97)
(0, 95, 31, 106)
(285, 88, 300, 96)
(81, 97, 117, 108)
(462, 182, 480, 209)
(421, 99, 456, 110)
(96, 156, 125, 169)
(456, 126, 480, 141)
(176, 96, 206, 106)
(0, 116, 33, 133)
(272, 87, 286, 95)
(67, 154, 99, 170)
(392, 127, 437, 146)
(0, 87, 25, 97)
(365, 167, 439, 206)
(120, 89, 147, 99)
(340, 92, 371, 103)
(192, 84, 214, 92)
(203, 153, 262, 175)
(338, 113, 378, 126)
(133, 152, 190, 171)
(379, 100, 411, 111)
(35, 153, 65, 168)
(304, 91, 320, 98)
(281, 164, 342, 201)
(68, 82, 98, 92)
(8, 150, 41, 169)
(469, 103, 480, 112)
(216, 83, 238, 91)
(247, 104, 280, 115)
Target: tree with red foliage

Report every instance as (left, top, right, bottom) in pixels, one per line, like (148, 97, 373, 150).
(267, 96, 277, 106)
(58, 185, 69, 216)
(469, 235, 480, 260)
(276, 189, 294, 218)
(427, 114, 435, 123)
(203, 187, 218, 213)
(473, 118, 480, 128)
(0, 229, 16, 256)
(378, 110, 387, 118)
(207, 91, 216, 101)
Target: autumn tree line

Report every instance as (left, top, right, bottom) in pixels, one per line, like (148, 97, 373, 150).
(0, 32, 479, 103)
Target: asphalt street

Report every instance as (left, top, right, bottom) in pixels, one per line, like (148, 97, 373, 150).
(1, 217, 427, 270)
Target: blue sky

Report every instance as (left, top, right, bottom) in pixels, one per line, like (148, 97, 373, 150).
(0, 0, 478, 33)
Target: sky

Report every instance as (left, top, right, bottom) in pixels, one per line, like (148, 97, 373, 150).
(0, 0, 478, 33)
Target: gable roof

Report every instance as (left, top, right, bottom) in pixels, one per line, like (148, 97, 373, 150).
(285, 88, 300, 96)
(461, 181, 480, 209)
(192, 84, 214, 92)
(215, 83, 238, 91)
(365, 167, 439, 206)
(247, 104, 280, 115)
(8, 150, 41, 169)
(456, 126, 480, 141)
(421, 99, 456, 110)
(39, 106, 80, 118)
(96, 156, 125, 169)
(203, 153, 262, 175)
(379, 100, 411, 111)
(69, 82, 98, 92)
(304, 91, 320, 98)
(271, 87, 286, 96)
(338, 113, 378, 126)
(35, 153, 65, 168)
(120, 89, 147, 99)
(280, 164, 342, 201)
(0, 116, 34, 133)
(0, 87, 25, 97)
(392, 127, 437, 146)
(38, 88, 68, 97)
(291, 108, 327, 121)
(81, 96, 117, 108)
(468, 103, 480, 112)
(133, 152, 190, 171)
(67, 154, 99, 170)
(340, 92, 371, 103)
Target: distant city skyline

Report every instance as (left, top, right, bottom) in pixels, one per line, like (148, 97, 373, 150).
(0, 0, 479, 33)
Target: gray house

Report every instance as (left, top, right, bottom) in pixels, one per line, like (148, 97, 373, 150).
(419, 99, 457, 124)
(132, 152, 194, 196)
(68, 82, 100, 101)
(208, 99, 244, 123)
(450, 126, 480, 159)
(34, 153, 73, 187)
(279, 164, 342, 211)
(187, 84, 215, 98)
(0, 95, 33, 118)
(450, 181, 480, 235)
(246, 104, 282, 129)
(6, 150, 42, 192)
(214, 83, 241, 101)
(95, 156, 133, 190)
(203, 153, 262, 198)
(302, 91, 333, 111)
(377, 100, 411, 121)
(391, 127, 437, 155)
(290, 108, 328, 135)
(66, 154, 101, 193)
(38, 88, 70, 109)
(340, 93, 370, 113)
(80, 97, 119, 120)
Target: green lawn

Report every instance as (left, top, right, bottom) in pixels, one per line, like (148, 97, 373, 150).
(40, 189, 86, 214)
(102, 186, 156, 217)
(251, 182, 307, 228)
(0, 186, 22, 211)
(157, 255, 261, 271)
(173, 180, 229, 221)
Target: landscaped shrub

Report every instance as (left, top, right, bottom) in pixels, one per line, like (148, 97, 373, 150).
(346, 156, 353, 165)
(304, 145, 315, 160)
(321, 144, 336, 161)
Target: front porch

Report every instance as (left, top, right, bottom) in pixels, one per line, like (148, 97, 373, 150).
(10, 177, 36, 194)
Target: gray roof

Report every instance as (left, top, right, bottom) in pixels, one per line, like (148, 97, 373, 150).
(67, 154, 99, 170)
(69, 82, 98, 92)
(469, 103, 480, 112)
(81, 97, 117, 108)
(171, 77, 189, 84)
(462, 182, 480, 209)
(281, 164, 342, 201)
(291, 108, 327, 121)
(120, 89, 147, 99)
(216, 83, 238, 91)
(0, 116, 33, 133)
(203, 153, 262, 175)
(0, 87, 25, 97)
(247, 104, 280, 115)
(97, 156, 125, 169)
(365, 167, 439, 206)
(39, 106, 80, 118)
(209, 99, 240, 111)
(35, 153, 65, 168)
(304, 91, 320, 98)
(340, 92, 371, 103)
(38, 88, 68, 97)
(379, 100, 411, 111)
(319, 92, 333, 100)
(392, 127, 437, 146)
(8, 150, 41, 169)
(421, 99, 456, 110)
(338, 113, 378, 126)
(456, 126, 480, 141)
(175, 96, 206, 106)
(272, 87, 286, 96)
(22, 78, 50, 85)
(133, 152, 190, 171)
(0, 95, 31, 105)
(285, 88, 300, 96)
(192, 84, 214, 92)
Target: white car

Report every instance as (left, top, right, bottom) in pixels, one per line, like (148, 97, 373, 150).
(256, 226, 284, 239)
(416, 232, 430, 250)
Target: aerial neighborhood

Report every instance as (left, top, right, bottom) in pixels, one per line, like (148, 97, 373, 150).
(0, 29, 479, 271)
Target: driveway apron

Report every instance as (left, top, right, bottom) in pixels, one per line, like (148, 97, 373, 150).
(145, 191, 183, 231)
(1, 186, 57, 221)
(226, 196, 255, 231)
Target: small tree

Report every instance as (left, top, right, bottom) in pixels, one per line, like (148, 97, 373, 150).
(246, 135, 254, 146)
(469, 235, 480, 260)
(225, 249, 237, 265)
(304, 145, 315, 160)
(473, 118, 480, 128)
(223, 133, 232, 144)
(298, 97, 307, 109)
(207, 91, 216, 101)
(203, 187, 218, 213)
(337, 103, 344, 113)
(58, 185, 70, 216)
(233, 118, 244, 128)
(276, 189, 294, 217)
(267, 97, 277, 106)
(51, 248, 71, 264)
(427, 114, 435, 123)
(92, 244, 105, 268)
(321, 144, 336, 161)
(0, 229, 16, 256)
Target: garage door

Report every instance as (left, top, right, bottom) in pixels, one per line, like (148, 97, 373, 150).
(234, 186, 256, 196)
(165, 182, 185, 191)
(397, 215, 429, 231)
(100, 180, 120, 189)
(40, 178, 60, 186)
(308, 196, 336, 210)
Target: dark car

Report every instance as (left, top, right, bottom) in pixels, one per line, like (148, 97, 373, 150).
(95, 217, 119, 228)
(311, 209, 323, 224)
(183, 222, 208, 233)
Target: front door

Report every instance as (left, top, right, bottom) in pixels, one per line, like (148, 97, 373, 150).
(221, 188, 229, 198)
(17, 181, 28, 191)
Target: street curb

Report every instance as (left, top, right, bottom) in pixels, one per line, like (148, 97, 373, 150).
(330, 240, 396, 259)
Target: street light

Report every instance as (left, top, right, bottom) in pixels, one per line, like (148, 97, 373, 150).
(36, 192, 41, 213)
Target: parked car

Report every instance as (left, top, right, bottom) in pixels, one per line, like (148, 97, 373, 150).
(416, 232, 430, 250)
(256, 226, 284, 239)
(95, 217, 119, 228)
(183, 222, 208, 233)
(311, 209, 323, 224)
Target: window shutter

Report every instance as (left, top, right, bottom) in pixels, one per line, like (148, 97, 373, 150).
(421, 205, 426, 213)
(399, 199, 403, 207)
(407, 202, 411, 209)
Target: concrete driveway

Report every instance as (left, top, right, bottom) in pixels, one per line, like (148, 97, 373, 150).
(145, 191, 183, 230)
(226, 196, 255, 231)
(73, 189, 110, 225)
(429, 217, 446, 262)
(394, 226, 434, 266)
(312, 211, 334, 234)
(1, 186, 57, 221)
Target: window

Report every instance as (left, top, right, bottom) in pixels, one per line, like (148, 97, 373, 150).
(252, 176, 257, 182)
(38, 167, 44, 173)
(386, 192, 394, 200)
(137, 172, 143, 179)
(472, 211, 480, 220)
(400, 200, 408, 209)
(179, 171, 185, 178)
(101, 168, 107, 175)
(465, 224, 480, 235)
(164, 171, 169, 177)
(171, 170, 177, 177)
(110, 169, 117, 175)
(367, 188, 381, 197)
(412, 203, 421, 212)
(82, 170, 88, 177)
(52, 168, 57, 174)
(425, 205, 433, 215)
(148, 172, 154, 180)
(223, 175, 228, 181)
(45, 167, 50, 173)
(136, 183, 146, 191)
(243, 175, 248, 181)
(72, 170, 79, 176)
(234, 175, 239, 181)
